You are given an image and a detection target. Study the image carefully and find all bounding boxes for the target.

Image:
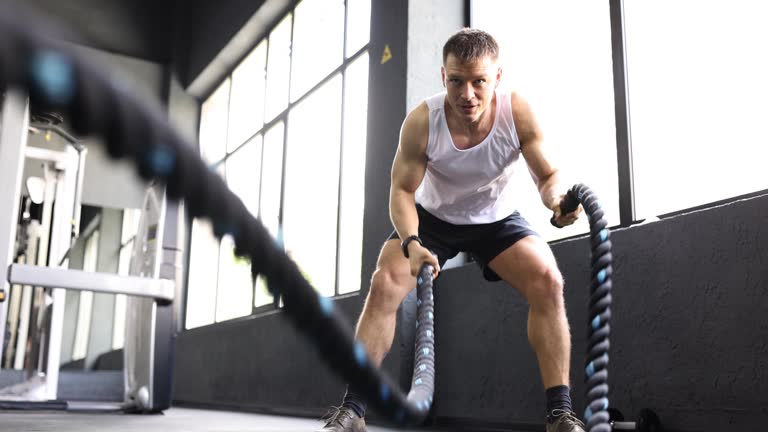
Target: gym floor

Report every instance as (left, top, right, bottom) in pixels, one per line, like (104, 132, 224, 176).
(0, 407, 439, 432)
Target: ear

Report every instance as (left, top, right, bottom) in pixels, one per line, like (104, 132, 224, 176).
(495, 66, 503, 88)
(440, 66, 446, 88)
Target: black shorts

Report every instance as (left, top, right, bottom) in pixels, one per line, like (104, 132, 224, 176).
(388, 205, 539, 282)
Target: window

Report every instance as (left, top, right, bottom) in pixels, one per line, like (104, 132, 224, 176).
(216, 234, 254, 321)
(228, 41, 267, 152)
(260, 124, 284, 240)
(291, 0, 345, 101)
(187, 0, 371, 328)
(199, 80, 230, 164)
(624, 0, 768, 217)
(338, 52, 369, 294)
(345, 0, 372, 56)
(186, 219, 219, 329)
(254, 123, 284, 308)
(227, 135, 263, 219)
(284, 75, 343, 296)
(265, 15, 293, 123)
(472, 0, 619, 240)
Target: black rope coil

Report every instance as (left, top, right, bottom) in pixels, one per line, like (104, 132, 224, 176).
(559, 184, 613, 432)
(409, 264, 437, 413)
(0, 6, 436, 426)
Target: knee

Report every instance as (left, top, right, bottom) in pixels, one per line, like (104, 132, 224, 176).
(367, 268, 408, 314)
(526, 266, 564, 311)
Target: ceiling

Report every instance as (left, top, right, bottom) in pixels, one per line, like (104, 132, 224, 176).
(18, 0, 179, 63)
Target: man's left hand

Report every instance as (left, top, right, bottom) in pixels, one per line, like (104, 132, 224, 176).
(550, 194, 582, 228)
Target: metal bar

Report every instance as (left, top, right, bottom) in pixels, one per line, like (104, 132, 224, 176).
(71, 147, 87, 239)
(609, 0, 636, 226)
(24, 146, 70, 165)
(44, 146, 82, 399)
(0, 89, 30, 362)
(12, 166, 54, 371)
(334, 0, 349, 295)
(28, 123, 80, 147)
(272, 10, 296, 309)
(612, 421, 636, 430)
(465, 0, 473, 27)
(8, 264, 175, 302)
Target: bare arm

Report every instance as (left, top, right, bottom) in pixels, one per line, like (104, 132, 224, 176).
(389, 103, 440, 275)
(513, 92, 581, 226)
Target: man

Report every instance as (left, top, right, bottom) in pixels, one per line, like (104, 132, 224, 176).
(319, 28, 585, 432)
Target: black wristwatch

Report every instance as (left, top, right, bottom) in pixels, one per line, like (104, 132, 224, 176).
(401, 235, 422, 258)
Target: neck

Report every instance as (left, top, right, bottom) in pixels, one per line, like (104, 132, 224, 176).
(451, 94, 496, 135)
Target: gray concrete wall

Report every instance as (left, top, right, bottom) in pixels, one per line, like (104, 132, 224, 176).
(426, 193, 768, 431)
(406, 0, 464, 112)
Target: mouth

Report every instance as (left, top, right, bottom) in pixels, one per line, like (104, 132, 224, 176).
(460, 104, 477, 113)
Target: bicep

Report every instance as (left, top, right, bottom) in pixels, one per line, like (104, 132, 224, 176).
(514, 93, 556, 183)
(391, 150, 425, 194)
(522, 139, 557, 184)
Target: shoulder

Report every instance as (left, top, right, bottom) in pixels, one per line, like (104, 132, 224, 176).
(509, 91, 532, 119)
(508, 91, 541, 145)
(401, 102, 430, 141)
(398, 102, 430, 158)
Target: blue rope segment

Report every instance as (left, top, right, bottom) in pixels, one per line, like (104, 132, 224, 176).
(565, 184, 613, 432)
(0, 7, 437, 426)
(408, 264, 437, 413)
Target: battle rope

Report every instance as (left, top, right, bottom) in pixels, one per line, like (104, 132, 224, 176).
(0, 7, 436, 426)
(558, 185, 613, 432)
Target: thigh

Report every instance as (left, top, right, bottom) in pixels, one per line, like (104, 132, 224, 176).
(467, 212, 539, 281)
(486, 235, 561, 300)
(387, 206, 460, 269)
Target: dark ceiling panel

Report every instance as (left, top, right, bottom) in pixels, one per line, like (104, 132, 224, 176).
(176, 0, 269, 89)
(17, 0, 176, 62)
(14, 0, 284, 91)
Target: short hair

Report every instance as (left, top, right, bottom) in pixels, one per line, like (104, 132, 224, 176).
(442, 28, 499, 64)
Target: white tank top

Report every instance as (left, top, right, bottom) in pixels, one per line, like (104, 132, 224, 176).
(414, 90, 522, 224)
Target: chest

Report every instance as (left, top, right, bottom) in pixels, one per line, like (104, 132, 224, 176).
(450, 130, 490, 151)
(428, 129, 520, 180)
(445, 112, 494, 151)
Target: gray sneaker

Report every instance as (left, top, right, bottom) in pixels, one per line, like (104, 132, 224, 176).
(317, 406, 367, 432)
(546, 409, 586, 432)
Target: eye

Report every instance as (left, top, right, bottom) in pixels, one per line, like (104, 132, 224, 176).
(474, 79, 486, 85)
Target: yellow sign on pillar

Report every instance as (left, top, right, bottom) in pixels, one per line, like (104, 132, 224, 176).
(381, 44, 392, 64)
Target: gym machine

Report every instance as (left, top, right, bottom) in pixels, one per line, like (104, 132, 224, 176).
(0, 89, 180, 412)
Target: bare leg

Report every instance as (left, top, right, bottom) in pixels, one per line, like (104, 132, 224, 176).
(354, 239, 416, 367)
(488, 235, 570, 389)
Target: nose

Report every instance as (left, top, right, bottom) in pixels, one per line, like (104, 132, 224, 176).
(460, 82, 474, 101)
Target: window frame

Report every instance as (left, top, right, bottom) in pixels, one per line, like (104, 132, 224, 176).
(469, 0, 767, 243)
(186, 0, 371, 329)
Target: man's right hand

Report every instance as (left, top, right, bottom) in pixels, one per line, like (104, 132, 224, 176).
(407, 242, 440, 278)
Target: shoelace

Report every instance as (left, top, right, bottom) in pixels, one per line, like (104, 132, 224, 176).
(322, 406, 354, 426)
(549, 409, 586, 427)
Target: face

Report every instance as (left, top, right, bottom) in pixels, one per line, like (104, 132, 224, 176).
(441, 53, 501, 124)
